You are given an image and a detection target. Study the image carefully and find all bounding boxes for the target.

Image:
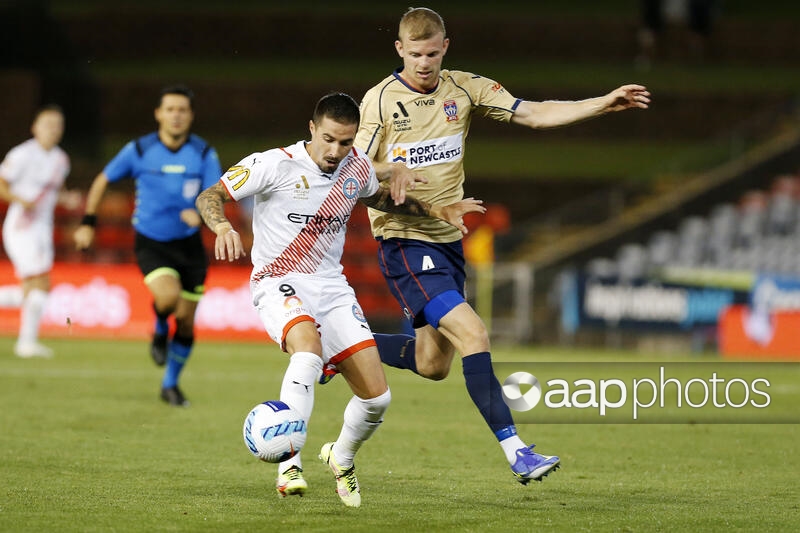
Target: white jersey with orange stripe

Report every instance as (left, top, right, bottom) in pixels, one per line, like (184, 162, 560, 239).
(220, 140, 378, 282)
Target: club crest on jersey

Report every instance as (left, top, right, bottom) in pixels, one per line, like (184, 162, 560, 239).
(342, 177, 359, 199)
(443, 99, 458, 122)
(352, 304, 367, 323)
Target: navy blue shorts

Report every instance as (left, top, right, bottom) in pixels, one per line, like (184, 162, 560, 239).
(377, 237, 466, 328)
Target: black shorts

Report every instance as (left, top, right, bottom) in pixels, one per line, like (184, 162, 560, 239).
(134, 232, 208, 298)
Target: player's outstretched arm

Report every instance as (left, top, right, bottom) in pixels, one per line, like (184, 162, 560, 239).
(361, 189, 485, 235)
(74, 172, 110, 250)
(510, 84, 650, 129)
(196, 181, 245, 262)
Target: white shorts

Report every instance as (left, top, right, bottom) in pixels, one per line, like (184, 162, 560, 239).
(252, 273, 375, 365)
(2, 218, 54, 279)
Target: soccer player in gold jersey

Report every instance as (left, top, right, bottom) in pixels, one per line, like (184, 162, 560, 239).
(354, 7, 650, 484)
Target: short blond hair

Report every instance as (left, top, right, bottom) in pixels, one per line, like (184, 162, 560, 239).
(398, 7, 446, 41)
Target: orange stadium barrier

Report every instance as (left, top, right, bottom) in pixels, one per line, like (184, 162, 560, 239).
(0, 261, 269, 343)
(718, 304, 800, 359)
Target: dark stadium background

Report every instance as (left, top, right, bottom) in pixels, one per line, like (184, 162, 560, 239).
(2, 0, 799, 345)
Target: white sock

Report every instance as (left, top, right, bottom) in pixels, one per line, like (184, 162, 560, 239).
(19, 289, 48, 345)
(278, 351, 322, 472)
(332, 389, 391, 468)
(0, 284, 23, 308)
(500, 435, 528, 464)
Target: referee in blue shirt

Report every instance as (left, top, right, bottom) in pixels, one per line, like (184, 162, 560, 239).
(75, 85, 222, 407)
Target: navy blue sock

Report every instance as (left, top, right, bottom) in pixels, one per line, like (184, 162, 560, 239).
(153, 304, 169, 336)
(462, 352, 516, 439)
(162, 334, 193, 388)
(373, 333, 417, 373)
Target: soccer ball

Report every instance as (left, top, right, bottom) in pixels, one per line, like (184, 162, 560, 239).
(243, 400, 307, 463)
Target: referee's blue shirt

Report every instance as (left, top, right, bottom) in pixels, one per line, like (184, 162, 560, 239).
(104, 132, 222, 242)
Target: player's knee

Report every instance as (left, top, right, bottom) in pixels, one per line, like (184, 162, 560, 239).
(425, 369, 450, 381)
(418, 364, 451, 381)
(414, 341, 455, 380)
(440, 311, 490, 353)
(459, 323, 490, 352)
(154, 297, 180, 314)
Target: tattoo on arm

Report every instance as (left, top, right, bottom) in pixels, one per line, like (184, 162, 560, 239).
(361, 187, 431, 217)
(196, 182, 232, 230)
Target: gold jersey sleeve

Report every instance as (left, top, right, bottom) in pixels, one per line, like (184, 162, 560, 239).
(355, 69, 521, 243)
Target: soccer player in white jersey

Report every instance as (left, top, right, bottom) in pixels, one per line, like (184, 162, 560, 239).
(0, 105, 70, 358)
(195, 92, 484, 507)
(354, 7, 651, 485)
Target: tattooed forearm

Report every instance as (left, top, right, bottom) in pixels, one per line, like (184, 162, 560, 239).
(196, 182, 232, 232)
(362, 187, 432, 217)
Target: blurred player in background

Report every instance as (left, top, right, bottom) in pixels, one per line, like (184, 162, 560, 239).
(355, 7, 651, 484)
(0, 105, 70, 358)
(196, 92, 483, 507)
(74, 85, 221, 407)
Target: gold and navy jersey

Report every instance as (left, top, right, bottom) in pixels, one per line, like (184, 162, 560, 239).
(356, 68, 521, 243)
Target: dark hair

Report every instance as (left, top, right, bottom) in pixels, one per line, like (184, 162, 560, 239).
(312, 92, 360, 126)
(159, 84, 194, 109)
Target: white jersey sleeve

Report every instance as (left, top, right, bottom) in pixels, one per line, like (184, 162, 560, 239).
(358, 155, 379, 199)
(219, 150, 278, 201)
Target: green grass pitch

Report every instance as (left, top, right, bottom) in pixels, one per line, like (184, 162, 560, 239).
(1, 337, 798, 532)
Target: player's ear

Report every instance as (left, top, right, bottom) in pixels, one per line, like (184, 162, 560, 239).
(308, 119, 315, 137)
(394, 40, 403, 57)
(442, 37, 450, 55)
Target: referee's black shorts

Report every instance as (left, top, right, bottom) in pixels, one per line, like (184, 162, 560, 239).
(134, 232, 208, 298)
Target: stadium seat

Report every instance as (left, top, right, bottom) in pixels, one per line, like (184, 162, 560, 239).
(647, 230, 678, 269)
(586, 257, 618, 279)
(766, 189, 797, 236)
(676, 216, 709, 267)
(735, 190, 767, 248)
(615, 243, 649, 281)
(584, 171, 800, 288)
